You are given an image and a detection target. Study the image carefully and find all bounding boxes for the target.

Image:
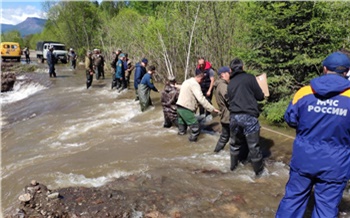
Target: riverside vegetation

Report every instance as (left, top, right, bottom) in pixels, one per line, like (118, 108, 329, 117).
(2, 1, 350, 124)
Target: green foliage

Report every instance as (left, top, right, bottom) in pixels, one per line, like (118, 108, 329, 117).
(1, 30, 24, 47)
(12, 1, 350, 124)
(231, 1, 350, 122)
(261, 97, 291, 124)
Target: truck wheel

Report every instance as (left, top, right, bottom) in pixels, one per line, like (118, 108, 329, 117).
(17, 58, 21, 62)
(61, 59, 67, 64)
(41, 57, 44, 63)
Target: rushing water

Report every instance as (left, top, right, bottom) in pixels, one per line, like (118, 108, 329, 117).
(1, 61, 350, 217)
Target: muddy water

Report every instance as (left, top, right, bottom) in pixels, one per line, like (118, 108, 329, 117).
(1, 60, 350, 217)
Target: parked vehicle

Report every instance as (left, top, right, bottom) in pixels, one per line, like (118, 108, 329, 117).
(0, 42, 21, 62)
(36, 41, 68, 64)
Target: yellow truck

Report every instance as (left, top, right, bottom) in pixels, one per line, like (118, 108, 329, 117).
(1, 42, 22, 62)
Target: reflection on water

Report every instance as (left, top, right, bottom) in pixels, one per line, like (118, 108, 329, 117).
(1, 62, 350, 217)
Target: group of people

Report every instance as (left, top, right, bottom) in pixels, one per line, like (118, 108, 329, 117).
(84, 49, 159, 114)
(57, 47, 350, 217)
(160, 53, 350, 218)
(84, 48, 108, 89)
(158, 57, 264, 176)
(46, 46, 77, 77)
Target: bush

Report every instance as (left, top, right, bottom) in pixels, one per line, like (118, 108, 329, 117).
(261, 97, 291, 124)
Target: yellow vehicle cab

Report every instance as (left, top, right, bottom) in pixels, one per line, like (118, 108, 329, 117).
(1, 42, 21, 62)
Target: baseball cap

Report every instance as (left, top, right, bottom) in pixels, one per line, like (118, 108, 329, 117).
(323, 52, 350, 73)
(195, 68, 203, 75)
(142, 58, 148, 64)
(119, 53, 125, 58)
(218, 66, 230, 75)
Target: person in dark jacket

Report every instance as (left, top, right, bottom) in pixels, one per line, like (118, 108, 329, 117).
(111, 49, 122, 70)
(196, 57, 215, 117)
(124, 53, 135, 88)
(111, 49, 122, 89)
(213, 67, 231, 152)
(227, 58, 265, 176)
(115, 53, 127, 91)
(161, 76, 180, 128)
(68, 48, 78, 69)
(138, 65, 159, 112)
(133, 58, 148, 101)
(47, 45, 56, 78)
(92, 49, 104, 80)
(276, 52, 350, 218)
(85, 51, 93, 89)
(24, 47, 30, 64)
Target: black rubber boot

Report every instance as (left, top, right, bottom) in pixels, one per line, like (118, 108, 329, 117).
(178, 124, 187, 135)
(246, 131, 264, 176)
(189, 123, 200, 142)
(214, 123, 229, 153)
(111, 79, 117, 89)
(237, 133, 250, 164)
(252, 158, 264, 177)
(230, 153, 239, 171)
(163, 118, 172, 128)
(229, 133, 240, 171)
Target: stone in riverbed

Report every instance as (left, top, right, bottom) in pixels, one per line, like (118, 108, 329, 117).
(1, 72, 16, 92)
(18, 193, 31, 202)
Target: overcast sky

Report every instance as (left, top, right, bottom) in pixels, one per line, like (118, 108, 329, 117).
(1, 0, 103, 25)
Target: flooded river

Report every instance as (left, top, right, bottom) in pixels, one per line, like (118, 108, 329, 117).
(1, 59, 350, 217)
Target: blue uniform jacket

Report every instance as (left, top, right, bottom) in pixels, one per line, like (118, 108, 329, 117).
(285, 74, 350, 182)
(47, 51, 54, 66)
(115, 59, 125, 79)
(140, 73, 158, 92)
(134, 62, 147, 89)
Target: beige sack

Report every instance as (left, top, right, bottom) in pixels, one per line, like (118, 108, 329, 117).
(256, 73, 269, 97)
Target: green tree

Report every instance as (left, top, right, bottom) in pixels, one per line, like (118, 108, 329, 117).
(1, 30, 24, 47)
(232, 1, 350, 123)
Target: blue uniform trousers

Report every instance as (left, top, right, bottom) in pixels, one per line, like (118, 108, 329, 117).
(276, 169, 347, 218)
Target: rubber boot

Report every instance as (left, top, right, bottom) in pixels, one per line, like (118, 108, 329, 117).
(229, 133, 240, 171)
(163, 118, 172, 128)
(237, 133, 250, 164)
(135, 90, 139, 101)
(178, 124, 187, 135)
(214, 123, 229, 153)
(252, 158, 264, 177)
(189, 123, 200, 142)
(246, 131, 264, 176)
(230, 153, 239, 171)
(111, 79, 117, 89)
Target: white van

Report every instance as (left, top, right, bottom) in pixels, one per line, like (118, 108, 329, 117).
(36, 41, 68, 64)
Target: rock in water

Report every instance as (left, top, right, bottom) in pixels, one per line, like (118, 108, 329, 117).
(1, 72, 16, 92)
(18, 193, 31, 202)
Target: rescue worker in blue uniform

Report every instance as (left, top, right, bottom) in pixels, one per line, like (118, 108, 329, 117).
(115, 53, 126, 91)
(138, 65, 159, 112)
(134, 58, 148, 100)
(276, 52, 350, 218)
(47, 45, 56, 78)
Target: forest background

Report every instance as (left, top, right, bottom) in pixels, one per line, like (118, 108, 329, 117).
(2, 1, 350, 124)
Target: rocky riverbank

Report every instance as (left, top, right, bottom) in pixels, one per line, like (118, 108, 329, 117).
(11, 164, 350, 218)
(1, 63, 38, 92)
